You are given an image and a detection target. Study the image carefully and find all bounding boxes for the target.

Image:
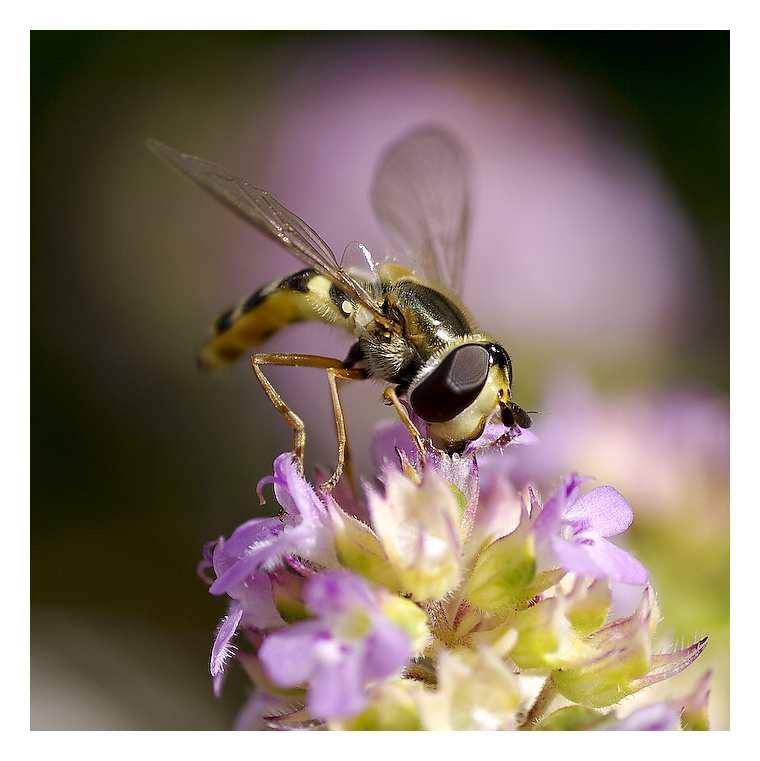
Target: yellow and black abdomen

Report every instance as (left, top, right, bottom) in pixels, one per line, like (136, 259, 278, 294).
(197, 269, 356, 371)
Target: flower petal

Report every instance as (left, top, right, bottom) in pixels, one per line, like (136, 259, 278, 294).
(210, 602, 244, 695)
(566, 486, 633, 536)
(309, 646, 367, 720)
(259, 620, 325, 687)
(533, 473, 590, 536)
(209, 517, 285, 595)
(606, 702, 681, 730)
(550, 533, 648, 585)
(579, 536, 649, 585)
(363, 619, 414, 682)
(369, 419, 420, 473)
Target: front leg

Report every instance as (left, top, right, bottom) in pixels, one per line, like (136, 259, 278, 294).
(382, 385, 426, 457)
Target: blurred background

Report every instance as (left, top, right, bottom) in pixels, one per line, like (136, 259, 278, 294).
(31, 31, 729, 729)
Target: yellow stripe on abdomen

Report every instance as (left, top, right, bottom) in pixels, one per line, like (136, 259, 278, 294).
(197, 269, 354, 371)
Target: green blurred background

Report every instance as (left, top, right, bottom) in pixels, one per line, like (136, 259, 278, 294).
(31, 31, 729, 729)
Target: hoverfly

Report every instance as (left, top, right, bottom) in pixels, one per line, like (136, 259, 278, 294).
(149, 128, 532, 490)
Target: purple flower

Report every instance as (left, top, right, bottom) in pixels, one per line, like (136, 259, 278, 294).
(258, 571, 413, 721)
(200, 440, 707, 728)
(605, 702, 681, 731)
(533, 474, 648, 585)
(233, 689, 304, 731)
(209, 454, 336, 599)
(205, 453, 339, 690)
(208, 571, 285, 695)
(211, 453, 338, 589)
(253, 452, 338, 569)
(369, 417, 422, 474)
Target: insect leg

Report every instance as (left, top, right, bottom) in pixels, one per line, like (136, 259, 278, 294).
(382, 386, 425, 457)
(251, 353, 366, 491)
(322, 366, 358, 492)
(251, 357, 307, 468)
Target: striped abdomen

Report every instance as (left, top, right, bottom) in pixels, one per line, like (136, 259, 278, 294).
(197, 268, 362, 371)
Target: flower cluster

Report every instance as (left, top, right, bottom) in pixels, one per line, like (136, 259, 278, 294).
(199, 420, 709, 730)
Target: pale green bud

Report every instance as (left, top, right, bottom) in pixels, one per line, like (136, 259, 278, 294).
(535, 705, 607, 730)
(510, 596, 583, 670)
(326, 495, 401, 591)
(380, 594, 430, 656)
(565, 578, 612, 636)
(464, 525, 536, 612)
(417, 646, 521, 730)
(269, 566, 308, 623)
(678, 670, 712, 731)
(551, 585, 658, 707)
(329, 679, 424, 731)
(368, 467, 463, 602)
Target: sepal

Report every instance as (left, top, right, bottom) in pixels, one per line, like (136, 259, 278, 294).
(465, 524, 536, 612)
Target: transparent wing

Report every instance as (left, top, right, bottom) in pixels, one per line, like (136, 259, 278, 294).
(371, 127, 470, 294)
(340, 240, 383, 302)
(149, 139, 390, 327)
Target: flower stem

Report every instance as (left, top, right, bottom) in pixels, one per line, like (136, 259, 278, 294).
(517, 675, 558, 730)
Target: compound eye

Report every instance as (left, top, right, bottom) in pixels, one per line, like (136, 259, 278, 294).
(410, 344, 491, 423)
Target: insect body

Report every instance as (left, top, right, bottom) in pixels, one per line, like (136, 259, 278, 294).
(150, 128, 531, 488)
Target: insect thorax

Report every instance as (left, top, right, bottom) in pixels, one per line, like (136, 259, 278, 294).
(354, 279, 479, 387)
